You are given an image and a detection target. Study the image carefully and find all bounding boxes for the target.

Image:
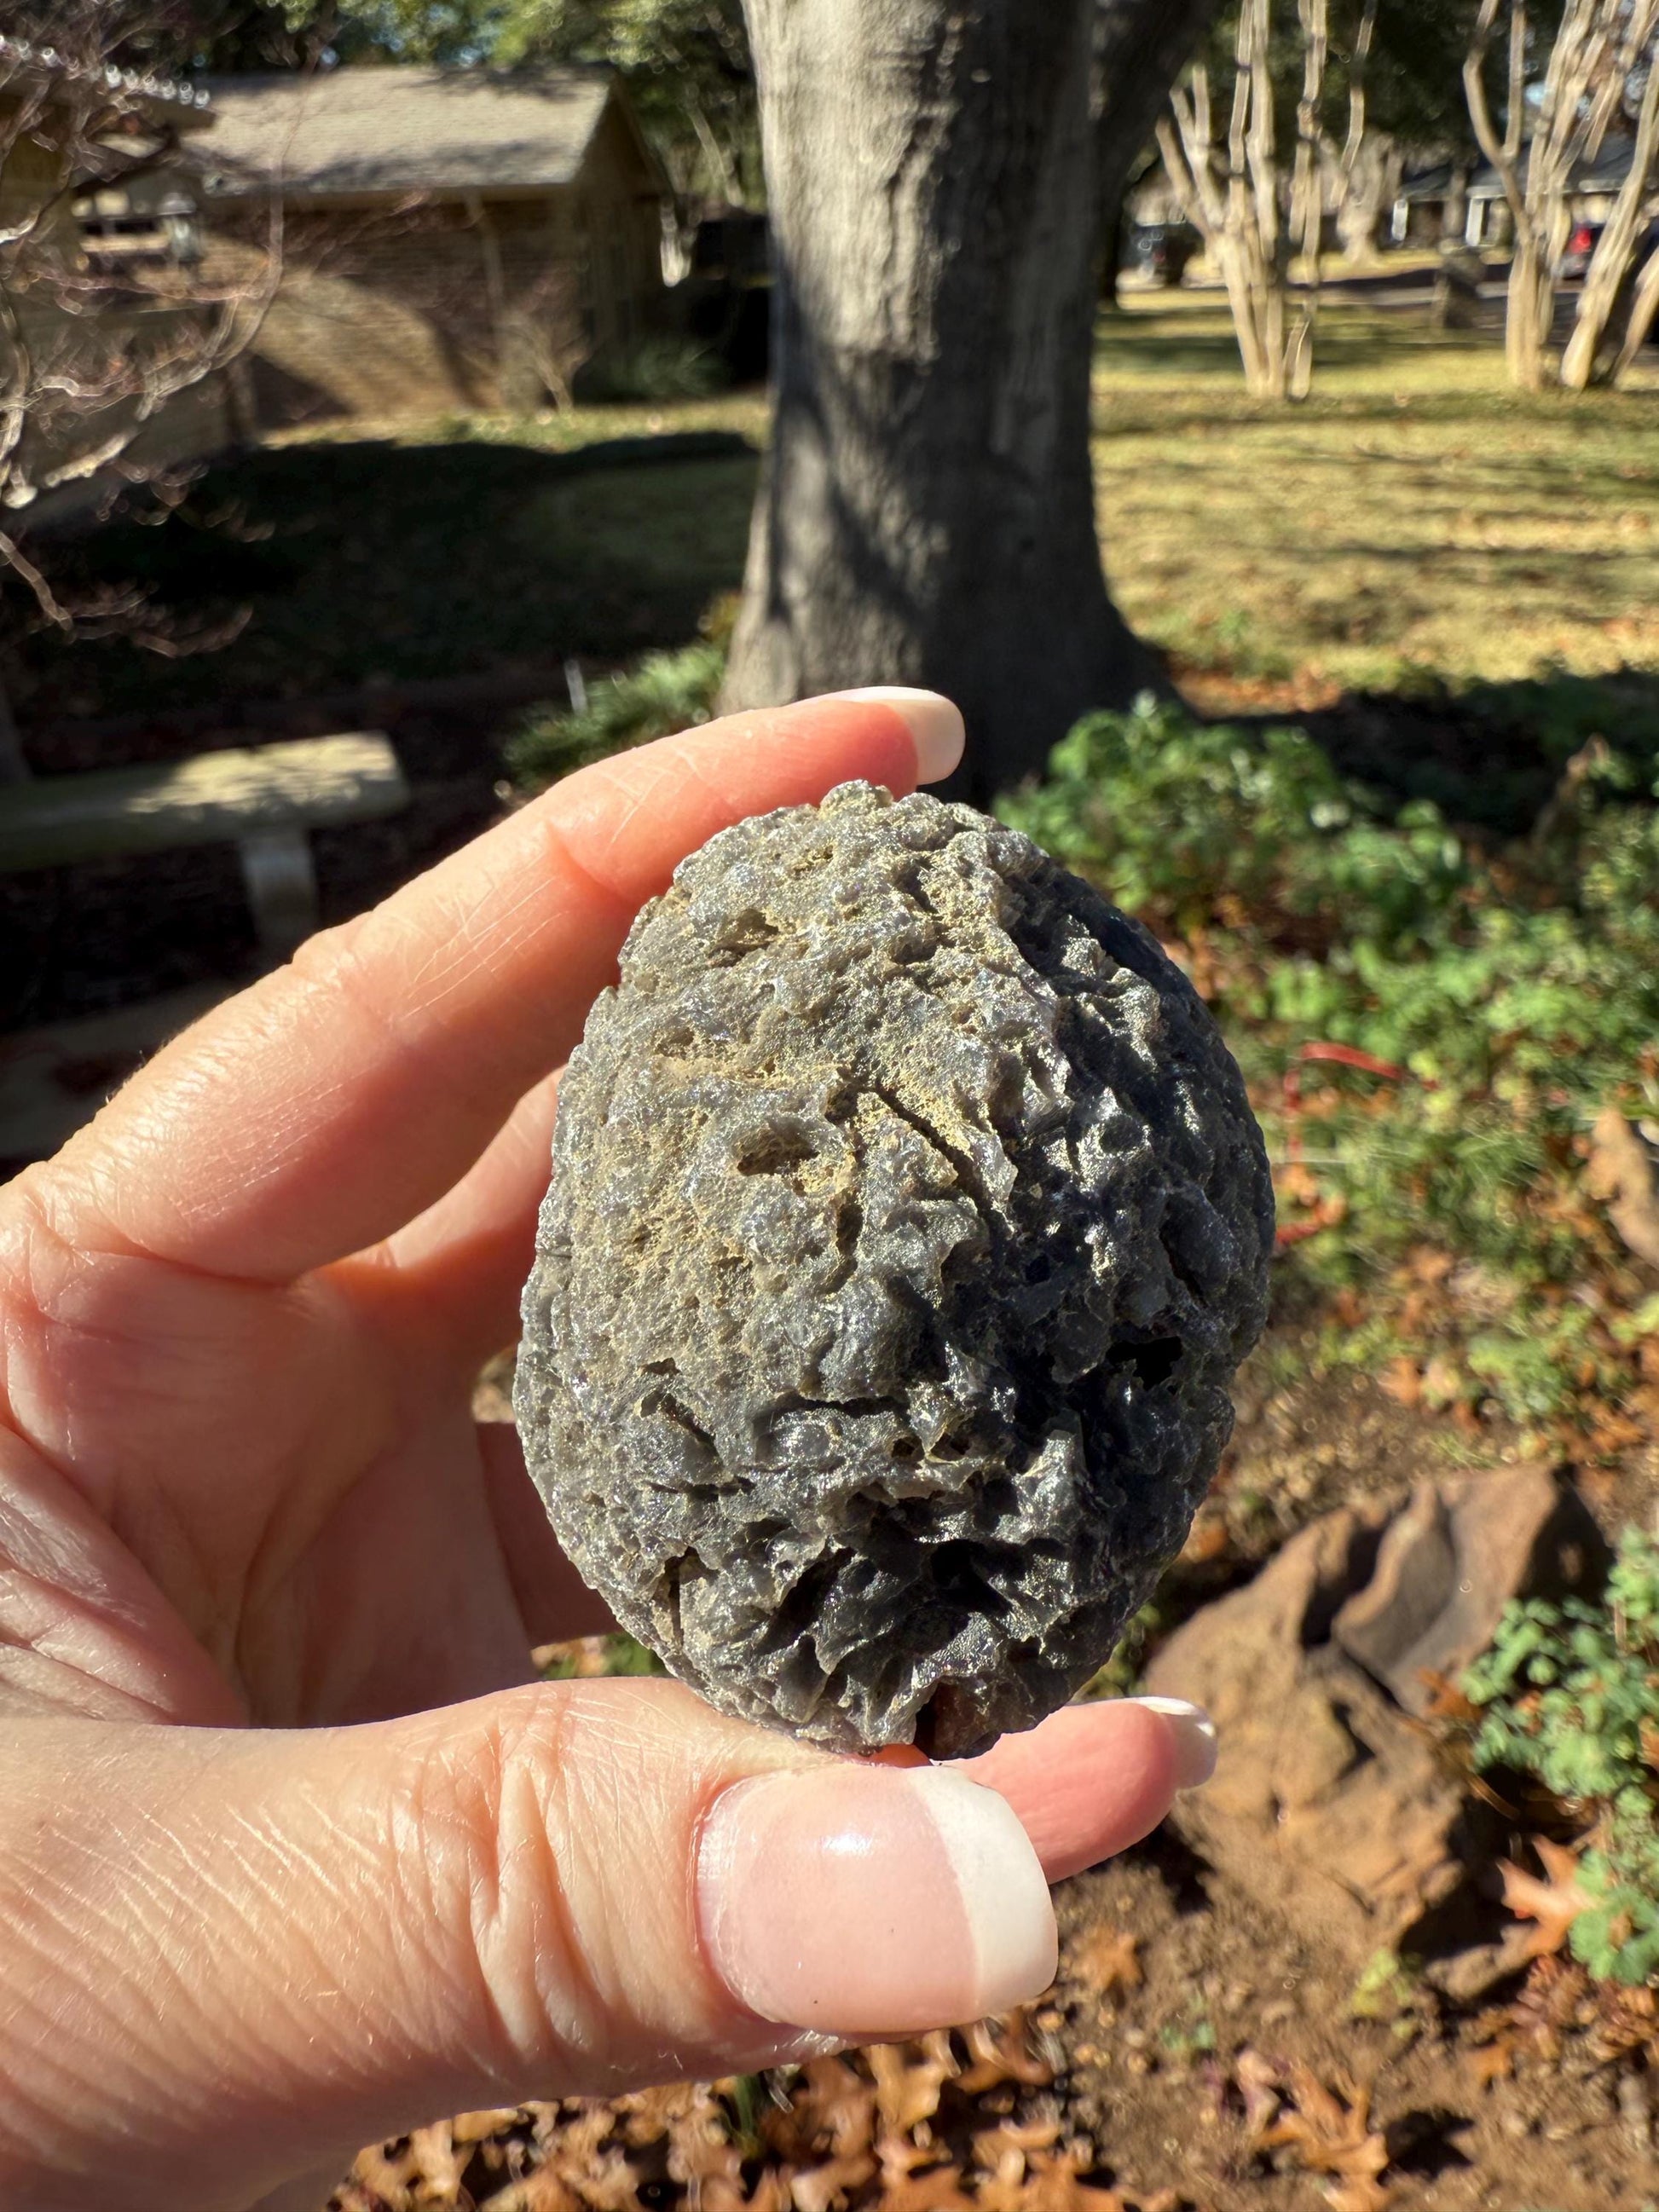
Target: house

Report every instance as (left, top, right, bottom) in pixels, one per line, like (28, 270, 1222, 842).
(1396, 139, 1656, 251)
(1388, 161, 1469, 247)
(0, 34, 228, 513)
(199, 66, 671, 423)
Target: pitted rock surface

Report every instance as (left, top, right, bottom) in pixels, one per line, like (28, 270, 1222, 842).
(516, 782, 1274, 1755)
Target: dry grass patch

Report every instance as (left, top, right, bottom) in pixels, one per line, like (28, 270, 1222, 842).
(1092, 296, 1659, 698)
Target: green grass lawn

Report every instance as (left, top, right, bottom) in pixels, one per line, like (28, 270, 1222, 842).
(11, 409, 765, 724)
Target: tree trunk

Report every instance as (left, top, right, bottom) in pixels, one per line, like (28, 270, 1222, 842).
(1505, 237, 1555, 390)
(723, 0, 1167, 801)
(1560, 53, 1659, 390)
(1610, 245, 1659, 383)
(1337, 135, 1398, 264)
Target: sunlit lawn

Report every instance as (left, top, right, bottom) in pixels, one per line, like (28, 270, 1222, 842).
(17, 289, 1658, 724)
(1093, 292, 1659, 699)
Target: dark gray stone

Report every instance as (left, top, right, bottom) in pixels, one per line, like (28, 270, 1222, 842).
(516, 782, 1275, 1756)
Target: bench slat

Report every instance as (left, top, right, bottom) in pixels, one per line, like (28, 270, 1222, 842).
(0, 734, 409, 873)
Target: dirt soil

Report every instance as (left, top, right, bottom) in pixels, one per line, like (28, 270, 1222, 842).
(334, 1357, 1659, 2212)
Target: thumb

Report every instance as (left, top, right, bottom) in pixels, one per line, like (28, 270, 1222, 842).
(0, 1680, 1057, 2212)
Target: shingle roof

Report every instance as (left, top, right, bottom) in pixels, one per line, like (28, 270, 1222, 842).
(199, 65, 620, 202)
(1469, 136, 1641, 199)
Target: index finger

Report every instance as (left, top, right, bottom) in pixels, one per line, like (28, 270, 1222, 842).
(20, 691, 963, 1284)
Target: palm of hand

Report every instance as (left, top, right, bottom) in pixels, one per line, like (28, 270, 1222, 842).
(0, 706, 1194, 2212)
(5, 1110, 604, 1729)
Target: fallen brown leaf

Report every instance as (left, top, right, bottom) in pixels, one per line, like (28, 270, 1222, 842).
(791, 2153, 878, 2212)
(408, 2121, 471, 2201)
(876, 2162, 975, 2212)
(1378, 1356, 1422, 1409)
(868, 2034, 957, 2134)
(1073, 1925, 1142, 2000)
(1257, 2063, 1391, 2212)
(1416, 1668, 1480, 1723)
(1499, 1837, 1595, 1960)
(490, 2173, 584, 2212)
(1465, 2042, 1513, 2091)
(454, 2111, 528, 2145)
(1020, 2148, 1132, 2212)
(956, 2013, 1054, 2094)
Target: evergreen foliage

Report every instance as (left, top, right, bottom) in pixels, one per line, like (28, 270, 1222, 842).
(506, 638, 724, 787)
(1464, 1529, 1659, 1986)
(1002, 693, 1659, 1435)
(289, 0, 760, 202)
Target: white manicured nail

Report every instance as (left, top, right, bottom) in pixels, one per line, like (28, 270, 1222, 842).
(698, 1762, 1055, 2037)
(830, 688, 965, 784)
(1125, 1696, 1219, 1789)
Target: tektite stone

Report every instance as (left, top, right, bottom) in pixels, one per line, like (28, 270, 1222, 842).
(516, 783, 1274, 1755)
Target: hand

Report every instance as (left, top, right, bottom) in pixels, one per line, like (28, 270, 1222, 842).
(0, 693, 1214, 2212)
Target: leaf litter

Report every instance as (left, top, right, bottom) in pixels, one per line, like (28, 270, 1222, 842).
(330, 2013, 1177, 2212)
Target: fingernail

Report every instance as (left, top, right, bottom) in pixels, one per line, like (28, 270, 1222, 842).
(698, 1763, 1056, 2037)
(1125, 1696, 1218, 1790)
(831, 688, 965, 785)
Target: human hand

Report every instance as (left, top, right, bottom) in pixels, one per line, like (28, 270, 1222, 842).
(0, 694, 1214, 2212)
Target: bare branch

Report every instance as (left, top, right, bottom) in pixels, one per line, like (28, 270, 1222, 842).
(1464, 0, 1535, 254)
(0, 14, 280, 646)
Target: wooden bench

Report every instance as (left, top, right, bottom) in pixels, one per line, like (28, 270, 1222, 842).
(0, 731, 410, 958)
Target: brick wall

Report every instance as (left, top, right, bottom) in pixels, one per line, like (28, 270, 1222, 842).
(214, 125, 667, 427)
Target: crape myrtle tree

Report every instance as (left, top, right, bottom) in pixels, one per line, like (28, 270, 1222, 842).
(720, 0, 1222, 802)
(1157, 0, 1334, 401)
(1158, 0, 1483, 400)
(1318, 0, 1483, 260)
(1464, 0, 1659, 390)
(1562, 23, 1659, 385)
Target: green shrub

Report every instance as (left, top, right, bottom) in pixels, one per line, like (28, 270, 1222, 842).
(1002, 694, 1659, 1434)
(1007, 696, 1466, 952)
(1464, 1529, 1659, 1986)
(507, 639, 726, 790)
(585, 337, 729, 402)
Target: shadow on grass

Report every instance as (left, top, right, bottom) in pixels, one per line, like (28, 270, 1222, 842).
(1222, 666, 1659, 837)
(12, 429, 761, 726)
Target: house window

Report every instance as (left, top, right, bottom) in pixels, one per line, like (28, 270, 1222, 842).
(73, 184, 201, 269)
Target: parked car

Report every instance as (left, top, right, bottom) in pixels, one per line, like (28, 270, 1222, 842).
(1564, 219, 1604, 278)
(1128, 221, 1201, 286)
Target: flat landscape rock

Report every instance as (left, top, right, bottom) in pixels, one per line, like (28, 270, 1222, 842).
(517, 781, 1274, 1754)
(1331, 1464, 1609, 1715)
(1144, 1464, 1607, 1970)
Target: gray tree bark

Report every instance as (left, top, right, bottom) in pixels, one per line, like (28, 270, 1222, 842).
(1095, 0, 1225, 210)
(723, 0, 1201, 801)
(1095, 0, 1224, 313)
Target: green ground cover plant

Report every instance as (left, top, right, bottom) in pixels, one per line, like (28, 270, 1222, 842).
(1464, 1528, 1659, 1985)
(508, 638, 725, 786)
(1001, 693, 1659, 1444)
